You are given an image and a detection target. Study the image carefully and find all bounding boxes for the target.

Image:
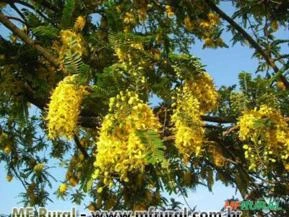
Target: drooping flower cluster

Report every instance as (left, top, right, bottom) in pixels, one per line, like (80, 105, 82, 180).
(46, 75, 87, 140)
(93, 91, 161, 187)
(238, 105, 289, 171)
(171, 83, 204, 161)
(171, 72, 218, 162)
(188, 72, 219, 113)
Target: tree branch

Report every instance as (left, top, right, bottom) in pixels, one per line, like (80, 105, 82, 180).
(202, 115, 235, 124)
(203, 0, 289, 89)
(1, 11, 237, 129)
(73, 135, 89, 158)
(6, 16, 26, 25)
(0, 12, 59, 67)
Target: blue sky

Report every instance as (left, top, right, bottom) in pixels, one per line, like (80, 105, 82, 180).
(1, 1, 285, 214)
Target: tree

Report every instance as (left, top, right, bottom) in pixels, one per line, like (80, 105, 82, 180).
(0, 0, 288, 216)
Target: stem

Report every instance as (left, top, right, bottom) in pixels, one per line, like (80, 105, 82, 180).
(0, 12, 59, 67)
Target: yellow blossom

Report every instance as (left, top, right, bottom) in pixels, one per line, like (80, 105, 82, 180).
(165, 5, 174, 17)
(6, 175, 13, 182)
(188, 72, 219, 112)
(74, 16, 86, 31)
(59, 183, 67, 194)
(238, 105, 289, 171)
(4, 145, 12, 154)
(94, 91, 161, 186)
(123, 12, 135, 24)
(171, 83, 204, 161)
(171, 72, 218, 162)
(46, 75, 87, 140)
(184, 16, 193, 30)
(33, 163, 45, 173)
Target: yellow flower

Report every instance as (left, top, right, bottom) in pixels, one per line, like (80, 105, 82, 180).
(189, 72, 219, 112)
(172, 83, 204, 161)
(130, 43, 144, 50)
(171, 72, 218, 162)
(94, 91, 161, 186)
(33, 163, 45, 173)
(211, 146, 225, 167)
(6, 175, 13, 182)
(276, 81, 286, 90)
(123, 12, 135, 24)
(74, 16, 86, 31)
(208, 12, 220, 26)
(69, 177, 78, 187)
(4, 145, 12, 154)
(199, 21, 211, 29)
(97, 187, 103, 193)
(115, 47, 128, 62)
(165, 5, 174, 17)
(59, 183, 67, 194)
(46, 75, 87, 140)
(238, 105, 289, 171)
(184, 16, 193, 30)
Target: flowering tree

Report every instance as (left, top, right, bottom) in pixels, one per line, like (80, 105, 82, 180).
(0, 0, 288, 215)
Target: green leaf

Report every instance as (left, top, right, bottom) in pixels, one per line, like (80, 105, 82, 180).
(61, 0, 76, 28)
(83, 177, 94, 193)
(32, 25, 59, 40)
(136, 130, 166, 165)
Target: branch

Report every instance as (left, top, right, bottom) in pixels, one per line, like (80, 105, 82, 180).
(203, 0, 289, 89)
(6, 16, 26, 25)
(202, 115, 235, 124)
(0, 12, 59, 67)
(74, 135, 89, 158)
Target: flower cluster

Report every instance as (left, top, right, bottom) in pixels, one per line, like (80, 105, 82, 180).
(238, 105, 289, 171)
(114, 41, 144, 64)
(171, 83, 204, 161)
(93, 91, 161, 188)
(188, 72, 219, 113)
(46, 76, 87, 140)
(182, 12, 222, 47)
(172, 72, 218, 162)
